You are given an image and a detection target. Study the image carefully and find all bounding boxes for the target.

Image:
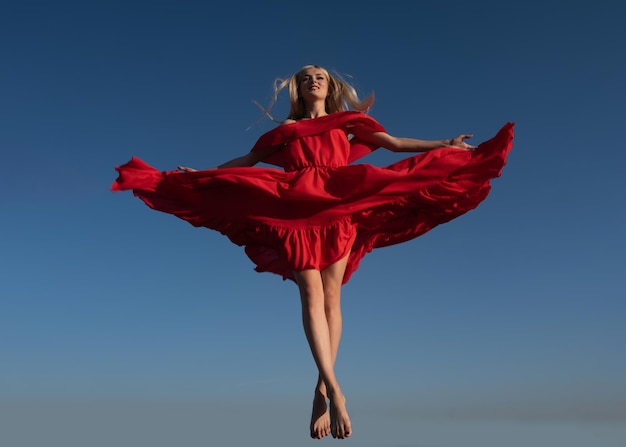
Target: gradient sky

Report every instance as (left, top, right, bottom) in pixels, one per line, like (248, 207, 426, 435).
(1, 1, 625, 446)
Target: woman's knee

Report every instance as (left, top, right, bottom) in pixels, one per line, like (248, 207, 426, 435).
(323, 286, 342, 312)
(295, 271, 324, 303)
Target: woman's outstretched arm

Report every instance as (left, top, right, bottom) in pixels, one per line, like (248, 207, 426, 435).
(178, 144, 279, 172)
(353, 129, 476, 153)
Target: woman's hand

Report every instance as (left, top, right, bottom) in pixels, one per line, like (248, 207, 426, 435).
(449, 134, 476, 150)
(177, 165, 198, 172)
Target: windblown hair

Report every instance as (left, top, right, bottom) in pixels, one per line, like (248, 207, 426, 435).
(256, 65, 375, 123)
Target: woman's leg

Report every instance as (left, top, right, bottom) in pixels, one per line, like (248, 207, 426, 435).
(308, 258, 346, 439)
(294, 255, 351, 439)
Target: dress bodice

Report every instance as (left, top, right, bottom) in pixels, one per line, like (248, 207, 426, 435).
(280, 129, 351, 171)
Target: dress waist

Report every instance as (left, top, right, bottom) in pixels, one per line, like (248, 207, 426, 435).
(284, 164, 342, 172)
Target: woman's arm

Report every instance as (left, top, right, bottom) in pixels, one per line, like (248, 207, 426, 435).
(354, 129, 476, 153)
(178, 144, 278, 172)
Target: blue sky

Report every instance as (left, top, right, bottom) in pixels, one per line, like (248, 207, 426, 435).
(1, 1, 625, 446)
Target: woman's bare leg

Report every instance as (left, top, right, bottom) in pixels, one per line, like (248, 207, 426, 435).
(294, 255, 351, 439)
(305, 255, 347, 439)
(316, 256, 348, 437)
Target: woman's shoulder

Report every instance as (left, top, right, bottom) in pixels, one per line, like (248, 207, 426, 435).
(269, 112, 380, 134)
(281, 111, 373, 125)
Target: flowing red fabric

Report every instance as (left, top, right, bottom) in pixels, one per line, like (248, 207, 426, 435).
(112, 111, 514, 284)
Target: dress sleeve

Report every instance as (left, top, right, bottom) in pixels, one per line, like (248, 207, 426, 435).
(345, 115, 386, 163)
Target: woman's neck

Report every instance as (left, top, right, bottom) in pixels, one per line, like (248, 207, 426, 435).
(304, 103, 327, 119)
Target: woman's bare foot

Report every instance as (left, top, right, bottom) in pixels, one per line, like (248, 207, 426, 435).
(328, 392, 351, 439)
(310, 390, 330, 439)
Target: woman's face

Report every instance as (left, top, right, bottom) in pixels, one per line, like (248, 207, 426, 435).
(298, 67, 329, 102)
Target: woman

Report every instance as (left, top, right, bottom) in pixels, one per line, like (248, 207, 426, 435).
(112, 65, 514, 440)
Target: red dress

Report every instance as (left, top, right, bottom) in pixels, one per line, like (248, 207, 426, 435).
(112, 111, 514, 284)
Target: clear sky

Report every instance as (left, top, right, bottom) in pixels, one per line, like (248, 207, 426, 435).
(1, 1, 625, 446)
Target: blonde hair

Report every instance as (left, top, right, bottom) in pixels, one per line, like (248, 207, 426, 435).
(256, 65, 375, 123)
